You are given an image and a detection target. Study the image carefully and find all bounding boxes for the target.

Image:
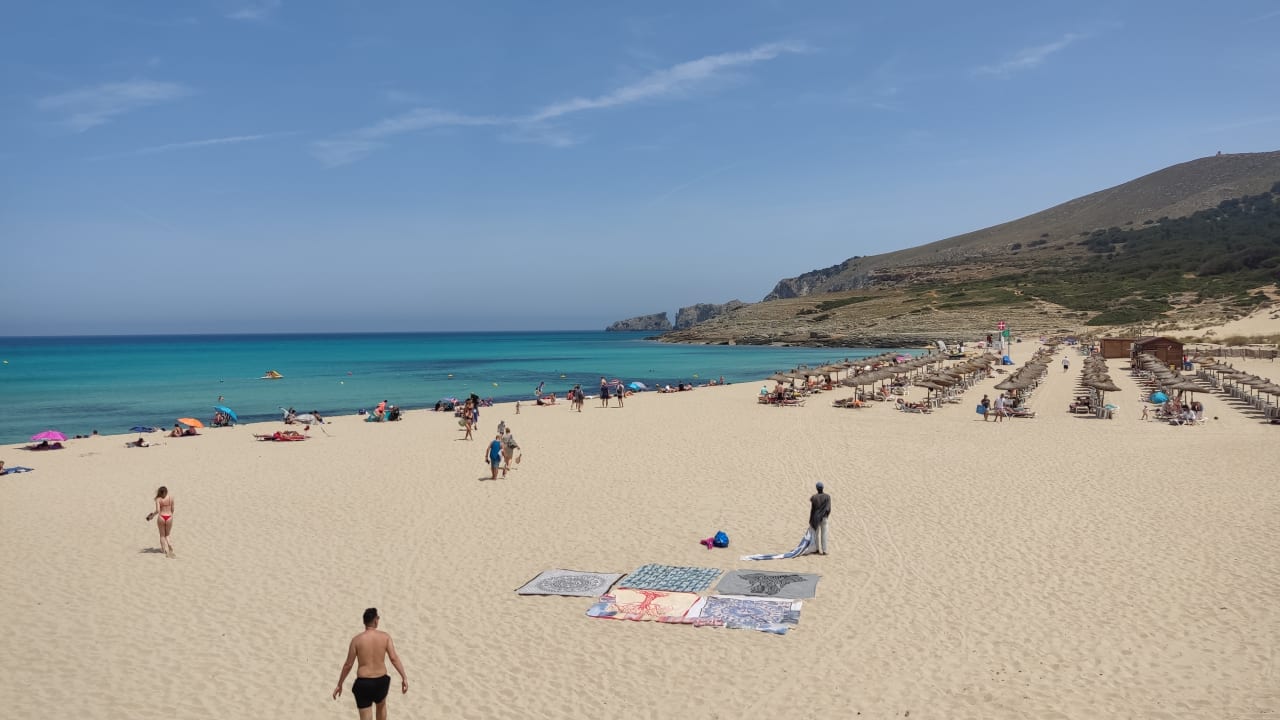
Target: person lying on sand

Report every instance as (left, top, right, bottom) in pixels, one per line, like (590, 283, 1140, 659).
(126, 437, 149, 448)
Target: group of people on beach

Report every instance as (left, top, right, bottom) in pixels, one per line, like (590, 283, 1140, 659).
(980, 393, 1014, 421)
(483, 420, 520, 479)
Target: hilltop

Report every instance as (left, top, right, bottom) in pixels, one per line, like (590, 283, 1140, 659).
(659, 151, 1280, 346)
(765, 151, 1280, 299)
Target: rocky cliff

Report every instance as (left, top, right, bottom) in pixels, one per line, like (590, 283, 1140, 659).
(606, 313, 672, 332)
(673, 300, 747, 330)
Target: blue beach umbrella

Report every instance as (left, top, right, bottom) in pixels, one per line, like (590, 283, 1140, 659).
(213, 405, 239, 422)
(130, 425, 157, 433)
(628, 381, 648, 391)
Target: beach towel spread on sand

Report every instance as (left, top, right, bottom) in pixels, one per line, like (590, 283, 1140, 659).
(617, 564, 722, 593)
(714, 570, 820, 599)
(740, 529, 814, 561)
(694, 595, 802, 635)
(586, 589, 704, 623)
(515, 569, 623, 597)
(0, 466, 34, 475)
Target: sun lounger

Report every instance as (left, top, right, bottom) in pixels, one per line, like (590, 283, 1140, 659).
(832, 397, 869, 408)
(895, 399, 931, 413)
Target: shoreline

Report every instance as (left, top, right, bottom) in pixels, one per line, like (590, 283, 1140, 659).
(2, 323, 1278, 718)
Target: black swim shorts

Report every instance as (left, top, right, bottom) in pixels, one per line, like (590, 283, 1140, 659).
(351, 675, 391, 709)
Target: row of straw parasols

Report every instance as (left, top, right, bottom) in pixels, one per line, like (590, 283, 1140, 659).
(1081, 355, 1122, 402)
(838, 352, 949, 389)
(1197, 361, 1280, 402)
(993, 347, 1056, 393)
(901, 353, 999, 403)
(1133, 352, 1203, 398)
(772, 350, 929, 385)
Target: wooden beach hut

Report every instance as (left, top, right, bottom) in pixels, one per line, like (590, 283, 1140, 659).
(1099, 337, 1134, 359)
(1132, 336, 1184, 369)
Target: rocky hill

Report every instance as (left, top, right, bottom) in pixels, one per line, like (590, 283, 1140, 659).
(606, 313, 672, 332)
(766, 151, 1280, 299)
(673, 301, 746, 330)
(663, 151, 1280, 346)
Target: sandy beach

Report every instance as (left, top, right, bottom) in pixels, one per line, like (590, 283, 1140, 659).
(2, 336, 1278, 719)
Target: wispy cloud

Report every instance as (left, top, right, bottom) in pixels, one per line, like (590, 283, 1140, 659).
(1249, 8, 1280, 22)
(500, 124, 581, 148)
(528, 41, 805, 122)
(976, 33, 1082, 76)
(313, 41, 805, 166)
(228, 0, 281, 21)
(311, 108, 503, 166)
(36, 79, 192, 131)
(89, 133, 289, 160)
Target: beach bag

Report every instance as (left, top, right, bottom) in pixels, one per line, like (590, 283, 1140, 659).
(713, 531, 729, 548)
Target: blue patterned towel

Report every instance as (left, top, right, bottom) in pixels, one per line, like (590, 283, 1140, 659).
(695, 595, 802, 635)
(617, 564, 722, 593)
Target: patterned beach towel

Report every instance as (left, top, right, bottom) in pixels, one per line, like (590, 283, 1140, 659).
(586, 588, 704, 623)
(0, 466, 34, 475)
(617, 564, 722, 593)
(740, 529, 814, 561)
(693, 595, 803, 635)
(515, 569, 623, 597)
(715, 569, 820, 599)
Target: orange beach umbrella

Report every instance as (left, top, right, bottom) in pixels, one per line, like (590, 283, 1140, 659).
(177, 417, 204, 428)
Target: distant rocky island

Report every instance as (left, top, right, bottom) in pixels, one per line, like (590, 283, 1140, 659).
(606, 300, 746, 333)
(606, 313, 672, 332)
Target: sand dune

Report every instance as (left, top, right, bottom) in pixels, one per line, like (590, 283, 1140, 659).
(1, 340, 1277, 719)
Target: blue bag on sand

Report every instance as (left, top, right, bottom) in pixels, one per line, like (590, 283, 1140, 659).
(713, 531, 729, 548)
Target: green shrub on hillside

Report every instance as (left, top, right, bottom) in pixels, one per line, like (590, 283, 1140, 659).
(814, 295, 877, 312)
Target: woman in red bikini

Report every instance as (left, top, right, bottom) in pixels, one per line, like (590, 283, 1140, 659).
(149, 486, 176, 558)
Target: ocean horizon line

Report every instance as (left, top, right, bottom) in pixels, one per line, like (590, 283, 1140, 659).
(0, 328, 651, 341)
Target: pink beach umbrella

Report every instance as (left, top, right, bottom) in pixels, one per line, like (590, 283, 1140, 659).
(31, 430, 67, 442)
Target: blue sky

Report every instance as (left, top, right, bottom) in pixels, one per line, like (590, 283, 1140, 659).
(3, 1, 1279, 335)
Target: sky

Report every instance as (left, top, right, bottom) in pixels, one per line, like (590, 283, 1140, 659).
(2, 1, 1279, 335)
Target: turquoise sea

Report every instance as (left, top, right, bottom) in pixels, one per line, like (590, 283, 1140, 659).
(0, 331, 911, 444)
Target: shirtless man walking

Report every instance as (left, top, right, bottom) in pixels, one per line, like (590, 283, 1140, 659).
(333, 608, 408, 720)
